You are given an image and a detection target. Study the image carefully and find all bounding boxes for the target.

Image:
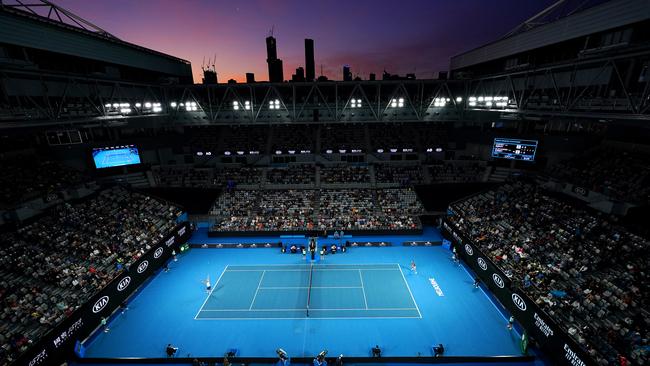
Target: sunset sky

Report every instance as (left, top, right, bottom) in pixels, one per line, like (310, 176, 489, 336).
(55, 0, 555, 83)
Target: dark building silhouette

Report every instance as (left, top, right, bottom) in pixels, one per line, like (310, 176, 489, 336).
(246, 73, 255, 83)
(266, 36, 277, 60)
(202, 69, 217, 84)
(305, 39, 315, 82)
(227, 78, 237, 84)
(343, 65, 352, 81)
(266, 36, 284, 83)
(292, 67, 305, 82)
(369, 73, 376, 81)
(382, 70, 414, 80)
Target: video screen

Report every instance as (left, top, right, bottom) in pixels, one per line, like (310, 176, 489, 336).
(492, 138, 537, 161)
(92, 145, 141, 169)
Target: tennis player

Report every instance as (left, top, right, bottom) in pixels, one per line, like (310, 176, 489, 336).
(203, 275, 211, 294)
(410, 260, 417, 274)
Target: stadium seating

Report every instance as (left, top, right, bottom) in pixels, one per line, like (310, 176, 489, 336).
(449, 182, 648, 365)
(320, 166, 371, 184)
(266, 164, 316, 185)
(428, 161, 486, 183)
(0, 159, 89, 206)
(374, 165, 425, 185)
(546, 147, 650, 204)
(0, 186, 182, 365)
(210, 188, 423, 232)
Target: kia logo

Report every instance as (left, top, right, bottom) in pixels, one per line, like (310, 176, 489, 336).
(137, 260, 149, 274)
(512, 293, 527, 311)
(154, 247, 164, 259)
(464, 244, 474, 256)
(492, 273, 505, 288)
(477, 257, 487, 270)
(92, 296, 109, 313)
(117, 276, 132, 292)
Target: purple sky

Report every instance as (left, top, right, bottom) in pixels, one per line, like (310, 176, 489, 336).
(56, 0, 555, 83)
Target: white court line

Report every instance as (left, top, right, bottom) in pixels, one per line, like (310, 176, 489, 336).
(397, 263, 423, 319)
(193, 265, 229, 320)
(458, 262, 518, 336)
(197, 263, 419, 319)
(358, 269, 368, 309)
(226, 269, 309, 272)
(249, 270, 266, 310)
(258, 286, 363, 290)
(226, 263, 397, 267)
(225, 268, 399, 272)
(194, 316, 421, 320)
(199, 307, 418, 312)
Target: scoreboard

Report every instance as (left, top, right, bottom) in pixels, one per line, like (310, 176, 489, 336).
(492, 138, 538, 161)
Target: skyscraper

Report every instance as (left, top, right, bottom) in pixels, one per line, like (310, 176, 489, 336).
(343, 65, 352, 81)
(305, 39, 315, 82)
(266, 36, 277, 61)
(266, 36, 284, 83)
(246, 73, 256, 83)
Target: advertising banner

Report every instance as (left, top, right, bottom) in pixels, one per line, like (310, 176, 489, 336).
(441, 218, 593, 366)
(16, 222, 192, 366)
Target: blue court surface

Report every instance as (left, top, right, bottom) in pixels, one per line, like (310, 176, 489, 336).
(82, 228, 525, 359)
(195, 263, 420, 319)
(92, 148, 140, 168)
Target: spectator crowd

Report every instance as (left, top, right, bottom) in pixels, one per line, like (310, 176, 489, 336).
(266, 165, 315, 185)
(449, 182, 648, 365)
(0, 186, 182, 365)
(375, 165, 424, 185)
(210, 188, 423, 232)
(320, 166, 370, 184)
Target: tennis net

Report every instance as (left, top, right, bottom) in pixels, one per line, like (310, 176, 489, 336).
(306, 263, 314, 317)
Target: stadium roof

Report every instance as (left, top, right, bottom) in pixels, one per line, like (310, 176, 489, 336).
(450, 0, 649, 71)
(0, 0, 190, 64)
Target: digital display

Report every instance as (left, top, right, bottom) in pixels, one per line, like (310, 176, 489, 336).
(92, 145, 141, 168)
(492, 138, 537, 161)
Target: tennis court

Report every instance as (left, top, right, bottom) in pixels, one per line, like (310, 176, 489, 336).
(93, 148, 140, 168)
(195, 264, 421, 319)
